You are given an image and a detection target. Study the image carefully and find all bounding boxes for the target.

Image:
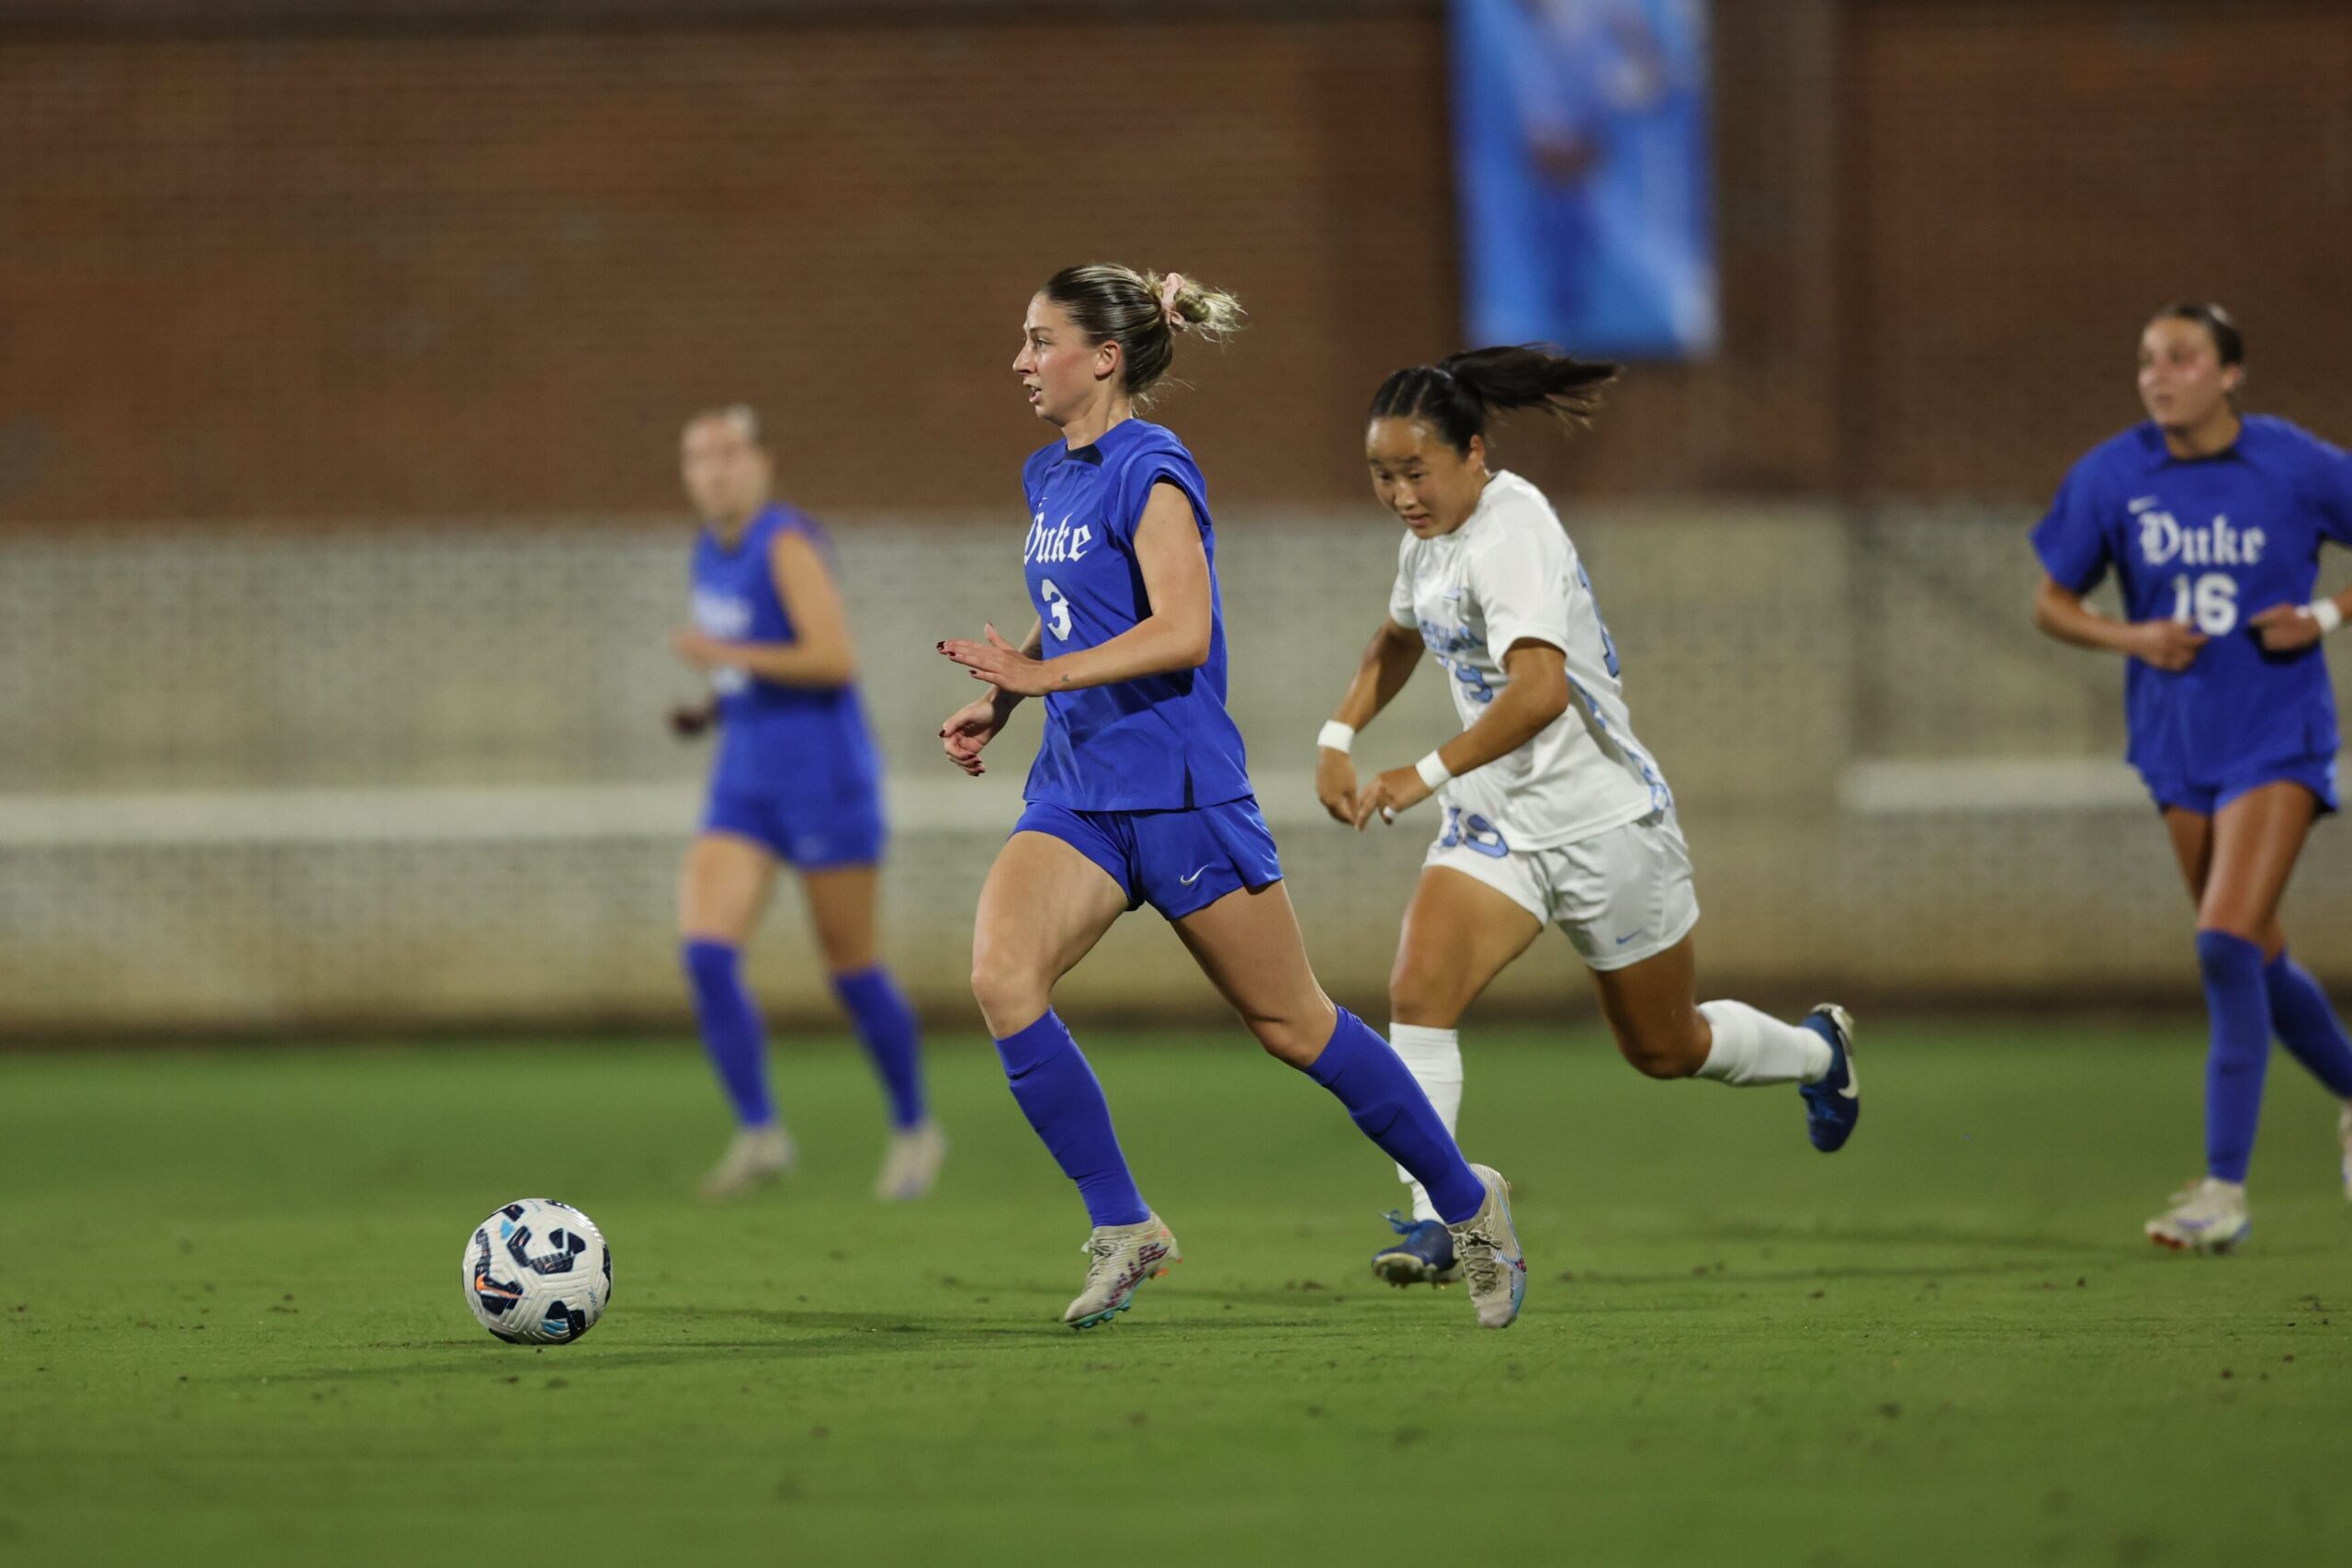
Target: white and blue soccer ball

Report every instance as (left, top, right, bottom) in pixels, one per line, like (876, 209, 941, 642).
(462, 1199, 612, 1345)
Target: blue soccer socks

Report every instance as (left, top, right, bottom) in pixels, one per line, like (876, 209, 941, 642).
(833, 965, 927, 1131)
(2265, 951, 2352, 1100)
(2198, 931, 2273, 1184)
(1305, 1008, 1487, 1226)
(993, 1010, 1150, 1228)
(682, 940, 775, 1129)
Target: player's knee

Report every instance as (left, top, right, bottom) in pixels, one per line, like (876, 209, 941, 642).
(968, 953, 1046, 1037)
(1388, 963, 1465, 1030)
(1230, 1003, 1325, 1067)
(817, 930, 876, 977)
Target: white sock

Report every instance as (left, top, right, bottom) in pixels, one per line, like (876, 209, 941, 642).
(1389, 1022, 1463, 1223)
(1695, 999, 1832, 1087)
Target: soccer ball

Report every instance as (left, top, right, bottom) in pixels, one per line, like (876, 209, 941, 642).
(462, 1199, 613, 1345)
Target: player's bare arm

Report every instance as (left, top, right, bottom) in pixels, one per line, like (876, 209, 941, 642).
(670, 531, 856, 687)
(938, 483, 1211, 696)
(939, 617, 1044, 777)
(1317, 619, 1423, 825)
(1351, 639, 1569, 829)
(2031, 573, 2205, 671)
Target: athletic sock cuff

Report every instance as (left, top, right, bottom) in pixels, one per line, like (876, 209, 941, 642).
(992, 1010, 1071, 1077)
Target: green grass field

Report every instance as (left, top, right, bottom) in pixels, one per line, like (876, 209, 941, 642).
(4, 1022, 2348, 1567)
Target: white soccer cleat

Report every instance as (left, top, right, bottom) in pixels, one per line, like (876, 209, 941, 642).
(2338, 1105, 2352, 1201)
(1063, 1213, 1181, 1329)
(2144, 1176, 2250, 1254)
(1445, 1164, 1527, 1328)
(698, 1125, 797, 1201)
(873, 1120, 948, 1201)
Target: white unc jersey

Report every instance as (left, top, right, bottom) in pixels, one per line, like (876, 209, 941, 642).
(1389, 470, 1670, 851)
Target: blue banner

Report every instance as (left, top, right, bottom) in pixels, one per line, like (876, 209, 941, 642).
(1452, 0, 1718, 359)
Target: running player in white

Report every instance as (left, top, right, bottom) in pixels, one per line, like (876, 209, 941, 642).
(1315, 346, 1860, 1285)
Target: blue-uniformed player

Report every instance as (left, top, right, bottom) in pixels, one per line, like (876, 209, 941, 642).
(2031, 304, 2352, 1252)
(668, 405, 942, 1202)
(935, 264, 1524, 1330)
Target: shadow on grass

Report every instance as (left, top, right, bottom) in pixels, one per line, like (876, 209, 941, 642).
(246, 1298, 1355, 1384)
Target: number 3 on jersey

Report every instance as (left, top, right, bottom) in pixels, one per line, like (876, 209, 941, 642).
(1040, 578, 1072, 641)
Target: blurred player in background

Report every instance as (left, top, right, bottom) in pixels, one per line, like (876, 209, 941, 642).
(937, 265, 1525, 1330)
(2031, 303, 2352, 1253)
(1317, 347, 1859, 1287)
(669, 406, 943, 1202)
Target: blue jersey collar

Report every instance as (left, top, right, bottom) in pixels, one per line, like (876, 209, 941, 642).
(2135, 420, 2248, 472)
(1056, 416, 1156, 466)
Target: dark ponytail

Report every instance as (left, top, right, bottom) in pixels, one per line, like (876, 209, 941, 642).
(1367, 344, 1621, 454)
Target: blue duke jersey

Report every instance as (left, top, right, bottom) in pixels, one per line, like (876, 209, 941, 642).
(1018, 419, 1253, 810)
(2032, 415, 2352, 786)
(689, 503, 881, 807)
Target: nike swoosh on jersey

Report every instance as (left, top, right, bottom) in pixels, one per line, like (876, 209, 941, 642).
(1178, 865, 1211, 886)
(2128, 495, 2162, 513)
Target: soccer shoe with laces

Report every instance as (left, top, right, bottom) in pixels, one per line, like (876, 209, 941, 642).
(873, 1119, 947, 1201)
(1372, 1210, 1462, 1287)
(1445, 1165, 1526, 1328)
(698, 1125, 797, 1201)
(1797, 1003, 1860, 1152)
(2145, 1177, 2251, 1254)
(1063, 1213, 1182, 1329)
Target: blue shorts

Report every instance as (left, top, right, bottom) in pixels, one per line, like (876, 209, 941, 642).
(701, 787, 885, 870)
(1013, 797, 1283, 920)
(2138, 755, 2340, 818)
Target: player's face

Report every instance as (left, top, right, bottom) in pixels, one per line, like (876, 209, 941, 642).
(2137, 317, 2240, 433)
(1365, 418, 1487, 539)
(680, 416, 772, 525)
(1013, 295, 1114, 427)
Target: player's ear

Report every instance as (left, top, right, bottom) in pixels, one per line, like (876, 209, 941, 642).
(1464, 434, 1488, 473)
(2221, 363, 2246, 399)
(1093, 336, 1122, 386)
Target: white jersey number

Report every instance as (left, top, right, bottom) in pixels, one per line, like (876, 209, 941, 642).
(2169, 572, 2238, 637)
(1040, 578, 1073, 641)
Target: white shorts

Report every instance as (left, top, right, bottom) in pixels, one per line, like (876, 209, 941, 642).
(1423, 806, 1700, 971)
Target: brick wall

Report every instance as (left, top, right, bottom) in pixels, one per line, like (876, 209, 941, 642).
(1847, 1, 2352, 496)
(1, 2, 2346, 524)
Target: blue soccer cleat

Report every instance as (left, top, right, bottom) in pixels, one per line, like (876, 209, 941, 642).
(1371, 1210, 1462, 1287)
(1797, 1003, 1860, 1153)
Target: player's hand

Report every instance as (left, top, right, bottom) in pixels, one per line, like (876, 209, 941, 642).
(1351, 765, 1432, 831)
(1316, 747, 1360, 826)
(2128, 619, 2208, 671)
(938, 623, 1056, 697)
(939, 696, 1004, 777)
(666, 701, 716, 739)
(2251, 604, 2325, 654)
(670, 627, 730, 671)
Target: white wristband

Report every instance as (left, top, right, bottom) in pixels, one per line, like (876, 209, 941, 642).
(1317, 720, 1356, 754)
(2312, 599, 2345, 635)
(1415, 750, 1453, 791)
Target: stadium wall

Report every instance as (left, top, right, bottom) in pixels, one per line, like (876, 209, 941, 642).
(2, 511, 2346, 1036)
(6, 2, 2347, 525)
